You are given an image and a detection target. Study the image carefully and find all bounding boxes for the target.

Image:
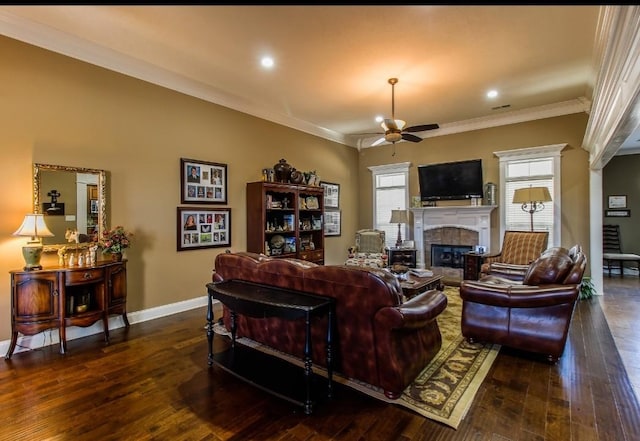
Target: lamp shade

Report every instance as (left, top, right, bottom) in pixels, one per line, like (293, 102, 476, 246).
(13, 214, 54, 240)
(389, 209, 409, 224)
(512, 187, 552, 204)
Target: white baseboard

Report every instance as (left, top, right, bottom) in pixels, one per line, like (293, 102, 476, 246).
(0, 295, 214, 358)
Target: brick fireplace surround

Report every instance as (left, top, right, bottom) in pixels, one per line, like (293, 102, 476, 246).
(410, 205, 496, 282)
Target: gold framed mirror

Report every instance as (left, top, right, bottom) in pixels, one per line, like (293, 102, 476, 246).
(33, 163, 107, 252)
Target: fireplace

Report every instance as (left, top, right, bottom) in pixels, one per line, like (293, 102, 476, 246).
(431, 244, 473, 268)
(410, 205, 496, 270)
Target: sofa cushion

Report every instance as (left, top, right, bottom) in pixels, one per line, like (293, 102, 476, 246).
(522, 249, 573, 285)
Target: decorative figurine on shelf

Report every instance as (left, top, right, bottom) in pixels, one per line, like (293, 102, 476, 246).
(282, 197, 289, 209)
(290, 168, 304, 184)
(57, 246, 68, 266)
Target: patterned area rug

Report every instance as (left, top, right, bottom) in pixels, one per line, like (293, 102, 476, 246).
(213, 286, 500, 429)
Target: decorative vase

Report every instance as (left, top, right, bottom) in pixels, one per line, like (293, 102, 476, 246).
(111, 252, 123, 262)
(273, 158, 292, 183)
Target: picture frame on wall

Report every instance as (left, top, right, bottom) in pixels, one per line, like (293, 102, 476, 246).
(324, 210, 341, 236)
(608, 195, 627, 209)
(177, 206, 231, 251)
(320, 181, 340, 209)
(180, 158, 227, 204)
(605, 209, 631, 217)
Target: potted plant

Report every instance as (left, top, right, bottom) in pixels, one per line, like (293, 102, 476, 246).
(100, 226, 133, 261)
(579, 276, 595, 300)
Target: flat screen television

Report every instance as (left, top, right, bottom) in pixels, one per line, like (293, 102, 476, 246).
(418, 159, 483, 201)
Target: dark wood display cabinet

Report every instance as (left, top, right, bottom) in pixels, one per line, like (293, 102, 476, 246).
(246, 181, 324, 264)
(5, 260, 128, 359)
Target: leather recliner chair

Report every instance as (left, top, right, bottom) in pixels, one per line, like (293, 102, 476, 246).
(459, 246, 586, 362)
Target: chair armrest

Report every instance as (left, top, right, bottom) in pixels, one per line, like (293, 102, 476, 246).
(460, 281, 579, 308)
(482, 253, 502, 265)
(484, 262, 529, 281)
(374, 290, 447, 330)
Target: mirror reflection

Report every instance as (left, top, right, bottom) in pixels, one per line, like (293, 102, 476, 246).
(33, 163, 107, 252)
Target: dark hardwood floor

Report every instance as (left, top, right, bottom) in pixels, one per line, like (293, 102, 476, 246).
(1, 278, 639, 441)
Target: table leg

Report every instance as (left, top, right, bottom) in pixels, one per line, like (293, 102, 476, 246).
(326, 307, 334, 399)
(206, 293, 214, 366)
(304, 313, 313, 415)
(230, 310, 237, 348)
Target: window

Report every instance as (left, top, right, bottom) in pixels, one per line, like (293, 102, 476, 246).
(368, 162, 410, 249)
(495, 144, 566, 247)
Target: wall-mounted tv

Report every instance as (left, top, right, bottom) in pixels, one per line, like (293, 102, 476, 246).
(418, 159, 483, 201)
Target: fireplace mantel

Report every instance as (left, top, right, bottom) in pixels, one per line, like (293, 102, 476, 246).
(410, 205, 496, 269)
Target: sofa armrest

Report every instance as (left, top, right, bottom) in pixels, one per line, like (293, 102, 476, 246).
(460, 281, 579, 308)
(374, 289, 447, 330)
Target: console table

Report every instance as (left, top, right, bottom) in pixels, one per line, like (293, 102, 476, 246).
(6, 260, 128, 359)
(206, 280, 334, 415)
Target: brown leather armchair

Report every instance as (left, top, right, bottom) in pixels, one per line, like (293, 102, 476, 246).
(460, 245, 586, 362)
(479, 230, 549, 279)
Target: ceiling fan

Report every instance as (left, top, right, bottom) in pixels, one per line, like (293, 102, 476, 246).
(367, 78, 439, 147)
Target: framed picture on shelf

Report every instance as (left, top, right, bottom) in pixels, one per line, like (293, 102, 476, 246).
(180, 158, 228, 204)
(320, 181, 340, 209)
(324, 210, 341, 236)
(177, 206, 231, 251)
(608, 195, 627, 209)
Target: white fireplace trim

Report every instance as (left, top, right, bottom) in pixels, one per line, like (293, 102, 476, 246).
(410, 205, 497, 269)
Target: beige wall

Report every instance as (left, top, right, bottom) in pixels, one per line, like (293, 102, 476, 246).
(0, 36, 359, 341)
(357, 113, 591, 256)
(603, 154, 640, 254)
(0, 35, 593, 343)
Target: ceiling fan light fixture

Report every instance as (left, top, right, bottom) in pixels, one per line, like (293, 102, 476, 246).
(385, 132, 402, 143)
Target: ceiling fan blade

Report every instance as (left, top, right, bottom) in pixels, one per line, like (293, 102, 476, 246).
(403, 123, 440, 132)
(383, 118, 398, 131)
(401, 133, 423, 143)
(371, 137, 387, 147)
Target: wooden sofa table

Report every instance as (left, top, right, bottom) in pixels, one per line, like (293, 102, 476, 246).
(206, 280, 335, 415)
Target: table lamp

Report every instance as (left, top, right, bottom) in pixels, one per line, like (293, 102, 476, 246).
(512, 187, 552, 231)
(389, 209, 409, 248)
(13, 214, 54, 271)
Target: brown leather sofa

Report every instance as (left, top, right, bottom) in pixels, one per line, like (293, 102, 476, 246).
(212, 252, 448, 399)
(459, 246, 586, 362)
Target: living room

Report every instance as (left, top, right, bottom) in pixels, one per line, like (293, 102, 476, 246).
(1, 5, 639, 440)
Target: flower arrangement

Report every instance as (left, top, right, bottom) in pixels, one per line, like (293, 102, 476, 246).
(100, 226, 133, 254)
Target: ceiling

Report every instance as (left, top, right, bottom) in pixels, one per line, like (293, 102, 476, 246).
(1, 5, 638, 154)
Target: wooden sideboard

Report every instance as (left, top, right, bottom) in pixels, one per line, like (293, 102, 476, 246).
(5, 260, 128, 359)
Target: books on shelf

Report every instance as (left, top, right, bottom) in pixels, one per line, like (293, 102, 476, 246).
(409, 269, 434, 278)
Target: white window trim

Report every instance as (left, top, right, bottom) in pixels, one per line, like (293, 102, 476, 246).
(494, 144, 566, 247)
(368, 162, 411, 239)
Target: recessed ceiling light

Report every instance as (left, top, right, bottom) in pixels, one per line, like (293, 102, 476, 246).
(487, 90, 498, 99)
(261, 56, 274, 69)
(375, 115, 384, 123)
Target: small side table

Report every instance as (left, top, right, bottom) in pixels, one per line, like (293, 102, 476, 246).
(463, 252, 486, 280)
(388, 248, 417, 268)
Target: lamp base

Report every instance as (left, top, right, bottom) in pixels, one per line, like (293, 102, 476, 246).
(396, 224, 403, 248)
(22, 244, 44, 271)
